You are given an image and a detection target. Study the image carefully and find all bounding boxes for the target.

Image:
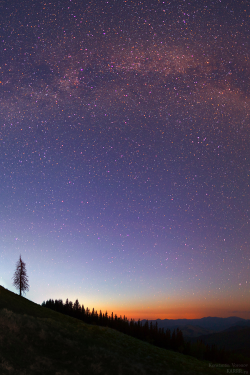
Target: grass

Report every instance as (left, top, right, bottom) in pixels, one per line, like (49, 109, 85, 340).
(0, 286, 240, 375)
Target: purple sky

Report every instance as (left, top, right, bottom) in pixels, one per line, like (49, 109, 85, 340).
(0, 0, 249, 319)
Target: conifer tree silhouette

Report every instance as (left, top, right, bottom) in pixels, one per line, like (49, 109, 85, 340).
(12, 255, 29, 296)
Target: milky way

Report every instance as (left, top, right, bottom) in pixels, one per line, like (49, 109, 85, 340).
(0, 0, 249, 319)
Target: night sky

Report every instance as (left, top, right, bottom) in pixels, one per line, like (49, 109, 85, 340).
(1, 0, 250, 320)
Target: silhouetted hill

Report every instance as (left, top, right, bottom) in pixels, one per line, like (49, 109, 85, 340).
(141, 316, 250, 334)
(223, 325, 250, 333)
(177, 325, 215, 338)
(0, 286, 230, 375)
(191, 326, 250, 358)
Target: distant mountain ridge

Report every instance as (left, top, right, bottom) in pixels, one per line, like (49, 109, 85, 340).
(141, 317, 250, 356)
(141, 317, 250, 335)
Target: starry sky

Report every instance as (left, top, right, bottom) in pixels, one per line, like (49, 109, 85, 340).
(1, 0, 250, 320)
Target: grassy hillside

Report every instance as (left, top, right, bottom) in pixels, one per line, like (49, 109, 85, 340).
(0, 286, 238, 375)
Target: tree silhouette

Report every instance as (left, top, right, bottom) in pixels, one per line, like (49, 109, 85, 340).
(12, 255, 29, 296)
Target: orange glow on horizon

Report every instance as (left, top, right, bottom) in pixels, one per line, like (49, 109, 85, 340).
(84, 304, 250, 321)
(37, 289, 250, 322)
(109, 308, 250, 321)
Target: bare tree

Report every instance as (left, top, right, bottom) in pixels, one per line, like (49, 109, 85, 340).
(12, 255, 29, 296)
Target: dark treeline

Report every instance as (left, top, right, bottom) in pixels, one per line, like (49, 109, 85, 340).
(41, 298, 247, 365)
(41, 298, 184, 352)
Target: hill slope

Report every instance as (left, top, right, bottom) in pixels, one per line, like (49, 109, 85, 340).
(0, 286, 233, 375)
